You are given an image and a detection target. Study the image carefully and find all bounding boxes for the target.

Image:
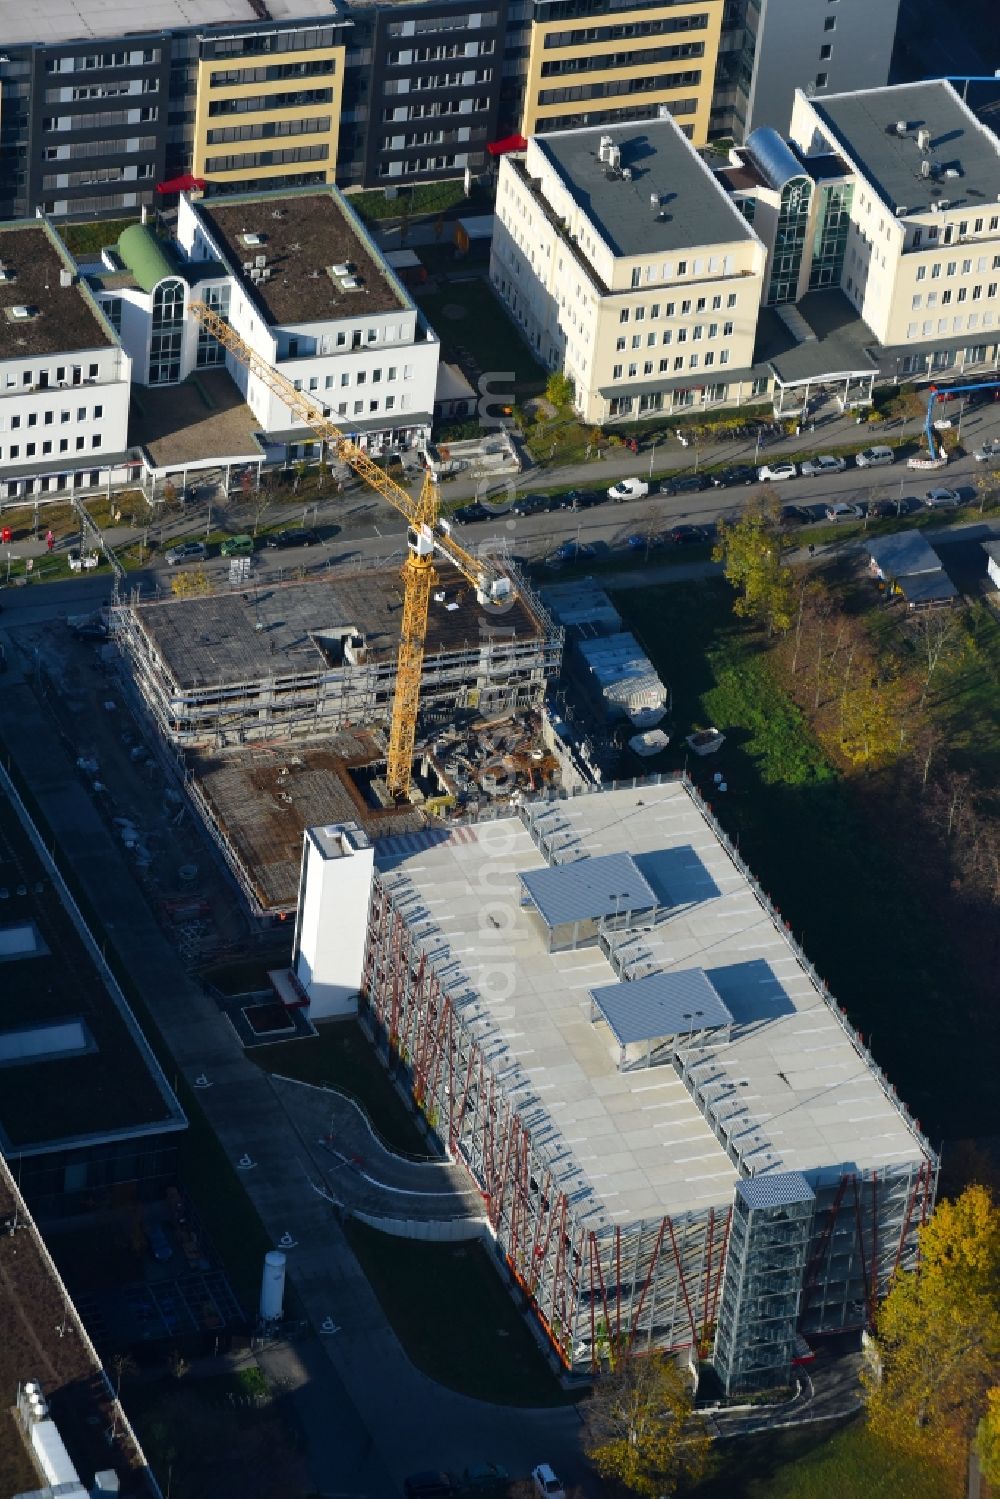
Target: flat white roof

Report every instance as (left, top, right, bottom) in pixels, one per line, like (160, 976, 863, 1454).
(0, 0, 338, 46)
(375, 780, 928, 1224)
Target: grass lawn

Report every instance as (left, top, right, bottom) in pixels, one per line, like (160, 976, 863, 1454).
(60, 217, 138, 256)
(249, 1019, 429, 1157)
(692, 1419, 951, 1498)
(613, 580, 989, 1142)
(416, 280, 545, 393)
(348, 181, 468, 222)
(345, 1220, 574, 1406)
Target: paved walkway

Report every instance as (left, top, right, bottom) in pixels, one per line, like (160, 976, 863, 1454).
(0, 652, 587, 1495)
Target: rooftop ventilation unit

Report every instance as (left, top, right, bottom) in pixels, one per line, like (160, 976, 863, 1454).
(895, 120, 908, 136)
(598, 134, 614, 163)
(240, 231, 265, 248)
(607, 145, 621, 171)
(261, 268, 272, 280)
(0, 264, 14, 283)
(254, 254, 267, 269)
(916, 127, 931, 152)
(621, 166, 632, 181)
(340, 275, 361, 290)
(7, 304, 36, 320)
(650, 192, 660, 209)
(920, 159, 931, 179)
(331, 261, 351, 277)
(944, 166, 961, 179)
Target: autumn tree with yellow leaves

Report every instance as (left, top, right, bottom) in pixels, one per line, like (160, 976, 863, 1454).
(712, 488, 795, 636)
(584, 1348, 709, 1498)
(865, 1184, 1000, 1494)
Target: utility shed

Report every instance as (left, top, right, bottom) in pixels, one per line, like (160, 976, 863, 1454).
(867, 531, 942, 579)
(575, 631, 668, 726)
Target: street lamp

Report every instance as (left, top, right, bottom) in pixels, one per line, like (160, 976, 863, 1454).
(649, 440, 656, 481)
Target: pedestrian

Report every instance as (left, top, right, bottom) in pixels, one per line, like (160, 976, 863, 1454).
(45, 529, 54, 552)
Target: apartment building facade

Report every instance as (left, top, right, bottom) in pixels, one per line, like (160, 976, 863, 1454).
(491, 118, 765, 422)
(511, 0, 723, 145)
(712, 0, 902, 142)
(6, 0, 901, 219)
(0, 223, 131, 502)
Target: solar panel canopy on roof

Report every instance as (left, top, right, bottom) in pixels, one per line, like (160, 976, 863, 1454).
(590, 967, 733, 1046)
(519, 851, 656, 929)
(737, 1173, 815, 1210)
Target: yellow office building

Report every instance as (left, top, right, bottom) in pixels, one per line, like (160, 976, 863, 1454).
(521, 0, 723, 147)
(192, 26, 346, 193)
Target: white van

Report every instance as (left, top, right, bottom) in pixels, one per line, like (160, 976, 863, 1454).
(855, 445, 894, 468)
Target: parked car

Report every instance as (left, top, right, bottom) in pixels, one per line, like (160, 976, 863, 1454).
(668, 524, 707, 544)
(164, 540, 208, 566)
(660, 473, 708, 495)
(264, 528, 320, 549)
(220, 533, 254, 557)
(924, 487, 960, 508)
(531, 1465, 566, 1499)
(824, 501, 862, 521)
(454, 503, 489, 523)
(757, 462, 797, 482)
(716, 465, 756, 486)
(973, 439, 1000, 462)
(403, 1473, 455, 1499)
(799, 454, 847, 478)
(855, 445, 895, 468)
(626, 532, 662, 550)
(512, 493, 552, 516)
(869, 499, 900, 518)
(780, 504, 809, 526)
(462, 1463, 510, 1492)
(608, 478, 649, 500)
(567, 488, 604, 509)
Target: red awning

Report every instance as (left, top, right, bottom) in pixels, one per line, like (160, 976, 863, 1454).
(487, 134, 527, 157)
(155, 174, 206, 195)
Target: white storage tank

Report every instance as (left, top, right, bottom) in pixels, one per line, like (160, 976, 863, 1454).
(259, 1250, 286, 1322)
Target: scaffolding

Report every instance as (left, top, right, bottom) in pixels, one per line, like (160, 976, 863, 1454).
(356, 776, 938, 1387)
(113, 564, 563, 752)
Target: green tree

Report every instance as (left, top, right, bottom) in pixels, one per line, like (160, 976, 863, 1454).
(584, 1349, 709, 1498)
(865, 1185, 1000, 1494)
(712, 491, 794, 634)
(545, 370, 574, 411)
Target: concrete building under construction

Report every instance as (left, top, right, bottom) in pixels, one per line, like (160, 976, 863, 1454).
(117, 564, 562, 751)
(289, 775, 937, 1392)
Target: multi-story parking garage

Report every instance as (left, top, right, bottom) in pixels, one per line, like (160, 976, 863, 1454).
(295, 775, 936, 1390)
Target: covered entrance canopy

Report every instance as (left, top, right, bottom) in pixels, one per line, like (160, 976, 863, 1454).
(757, 290, 879, 418)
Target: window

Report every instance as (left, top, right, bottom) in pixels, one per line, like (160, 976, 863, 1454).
(631, 335, 642, 349)
(688, 354, 699, 369)
(815, 72, 828, 88)
(616, 337, 626, 351)
(612, 364, 623, 380)
(819, 43, 832, 59)
(634, 307, 645, 322)
(674, 356, 684, 370)
(727, 293, 737, 308)
(932, 263, 941, 278)
(643, 361, 653, 375)
(619, 309, 629, 324)
(630, 267, 641, 288)
(677, 260, 687, 275)
(723, 320, 734, 336)
(824, 13, 836, 27)
(942, 289, 952, 304)
(627, 363, 637, 377)
(911, 294, 922, 309)
(647, 332, 656, 347)
(719, 350, 729, 365)
(696, 297, 706, 312)
(947, 261, 957, 276)
(916, 265, 926, 281)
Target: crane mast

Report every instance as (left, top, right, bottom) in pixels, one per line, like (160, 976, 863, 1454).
(187, 300, 510, 799)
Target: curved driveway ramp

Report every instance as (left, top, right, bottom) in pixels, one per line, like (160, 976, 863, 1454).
(270, 1074, 486, 1237)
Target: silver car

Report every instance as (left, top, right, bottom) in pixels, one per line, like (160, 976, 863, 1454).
(800, 454, 847, 477)
(165, 540, 208, 565)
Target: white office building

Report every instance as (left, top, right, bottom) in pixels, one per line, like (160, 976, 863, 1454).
(0, 222, 131, 502)
(491, 117, 767, 425)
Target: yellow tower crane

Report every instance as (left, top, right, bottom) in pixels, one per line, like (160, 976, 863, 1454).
(187, 300, 512, 800)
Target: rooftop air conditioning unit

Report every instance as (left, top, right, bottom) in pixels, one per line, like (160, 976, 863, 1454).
(9, 304, 34, 320)
(607, 145, 621, 171)
(340, 276, 361, 290)
(331, 262, 350, 276)
(241, 231, 265, 248)
(895, 120, 908, 136)
(621, 166, 632, 181)
(920, 159, 931, 178)
(598, 134, 614, 163)
(916, 127, 931, 152)
(261, 268, 272, 280)
(254, 254, 267, 269)
(0, 267, 14, 283)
